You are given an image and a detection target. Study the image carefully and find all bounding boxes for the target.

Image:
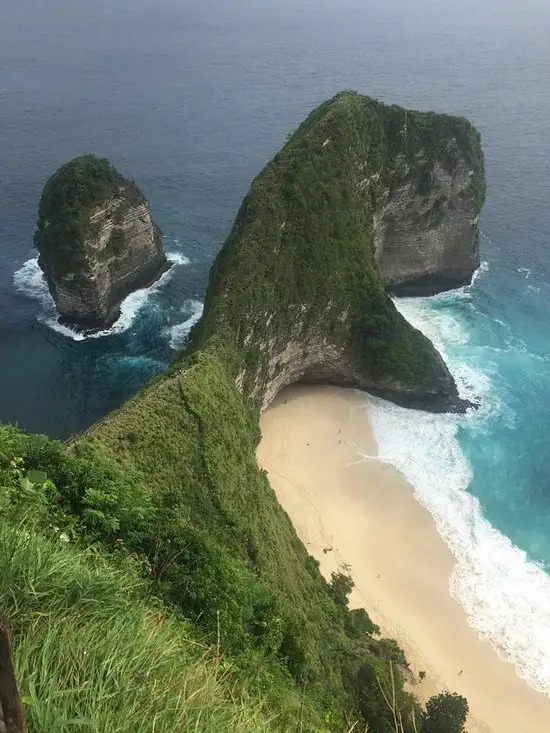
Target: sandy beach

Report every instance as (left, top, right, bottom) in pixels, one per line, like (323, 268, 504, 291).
(257, 385, 550, 733)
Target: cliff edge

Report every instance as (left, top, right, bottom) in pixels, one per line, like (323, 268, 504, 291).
(191, 91, 485, 412)
(34, 155, 168, 331)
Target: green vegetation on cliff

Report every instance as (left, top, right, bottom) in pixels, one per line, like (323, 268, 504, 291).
(192, 90, 483, 405)
(2, 92, 480, 731)
(1, 412, 419, 732)
(34, 154, 143, 279)
(0, 433, 290, 733)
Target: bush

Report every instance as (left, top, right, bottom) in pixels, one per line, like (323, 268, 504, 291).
(329, 565, 354, 607)
(423, 692, 469, 733)
(345, 608, 379, 638)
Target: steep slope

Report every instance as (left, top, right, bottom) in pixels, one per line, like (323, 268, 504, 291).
(34, 155, 168, 331)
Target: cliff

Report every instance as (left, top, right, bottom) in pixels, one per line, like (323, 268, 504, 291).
(373, 105, 485, 295)
(34, 155, 168, 331)
(192, 91, 484, 412)
(64, 92, 484, 724)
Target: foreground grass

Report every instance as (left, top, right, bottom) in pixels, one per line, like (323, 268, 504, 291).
(1, 518, 282, 733)
(1, 416, 416, 732)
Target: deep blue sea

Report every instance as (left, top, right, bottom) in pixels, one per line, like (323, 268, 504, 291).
(2, 0, 550, 691)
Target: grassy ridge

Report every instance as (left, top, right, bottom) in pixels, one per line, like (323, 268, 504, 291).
(1, 354, 418, 731)
(79, 351, 416, 729)
(72, 348, 427, 731)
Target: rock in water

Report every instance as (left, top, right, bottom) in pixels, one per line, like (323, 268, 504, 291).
(34, 155, 169, 331)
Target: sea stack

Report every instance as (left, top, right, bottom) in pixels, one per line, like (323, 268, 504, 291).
(34, 155, 169, 331)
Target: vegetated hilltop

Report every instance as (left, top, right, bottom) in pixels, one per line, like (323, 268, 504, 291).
(34, 155, 168, 331)
(1, 92, 481, 733)
(193, 90, 484, 411)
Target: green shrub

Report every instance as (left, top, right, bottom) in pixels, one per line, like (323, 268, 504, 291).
(329, 566, 355, 607)
(423, 692, 469, 733)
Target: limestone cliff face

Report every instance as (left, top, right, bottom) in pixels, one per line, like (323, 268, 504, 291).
(191, 92, 485, 413)
(35, 155, 168, 331)
(374, 155, 481, 295)
(236, 305, 457, 412)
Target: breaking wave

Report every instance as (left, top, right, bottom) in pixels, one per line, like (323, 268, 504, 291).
(13, 253, 189, 341)
(167, 299, 204, 350)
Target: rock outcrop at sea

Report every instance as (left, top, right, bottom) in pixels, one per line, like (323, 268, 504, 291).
(34, 155, 168, 332)
(191, 91, 485, 413)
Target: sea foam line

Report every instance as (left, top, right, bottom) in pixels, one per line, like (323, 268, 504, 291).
(13, 253, 189, 342)
(364, 270, 550, 695)
(167, 299, 204, 350)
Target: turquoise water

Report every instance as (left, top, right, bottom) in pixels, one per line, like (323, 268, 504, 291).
(2, 0, 550, 692)
(368, 242, 550, 691)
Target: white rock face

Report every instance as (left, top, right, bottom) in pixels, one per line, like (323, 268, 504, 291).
(233, 303, 458, 414)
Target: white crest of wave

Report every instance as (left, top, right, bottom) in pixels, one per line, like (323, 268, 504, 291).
(166, 252, 190, 267)
(471, 259, 489, 287)
(13, 252, 188, 341)
(13, 256, 51, 303)
(168, 300, 204, 350)
(366, 286, 550, 694)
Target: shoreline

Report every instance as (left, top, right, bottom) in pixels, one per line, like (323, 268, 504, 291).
(57, 255, 173, 335)
(257, 384, 550, 733)
(13, 252, 187, 343)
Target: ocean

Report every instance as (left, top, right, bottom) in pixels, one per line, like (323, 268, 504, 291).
(2, 0, 550, 693)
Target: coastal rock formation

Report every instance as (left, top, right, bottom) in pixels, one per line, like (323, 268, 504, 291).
(34, 155, 168, 331)
(374, 140, 483, 296)
(191, 91, 485, 412)
(70, 92, 486, 727)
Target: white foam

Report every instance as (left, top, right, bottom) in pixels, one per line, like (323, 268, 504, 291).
(166, 252, 190, 267)
(13, 252, 189, 341)
(471, 259, 489, 287)
(364, 290, 550, 694)
(168, 299, 204, 350)
(13, 256, 52, 304)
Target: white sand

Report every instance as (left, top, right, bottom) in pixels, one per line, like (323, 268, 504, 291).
(257, 385, 550, 733)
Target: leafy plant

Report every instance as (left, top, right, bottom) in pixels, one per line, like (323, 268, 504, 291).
(422, 692, 469, 733)
(330, 565, 355, 607)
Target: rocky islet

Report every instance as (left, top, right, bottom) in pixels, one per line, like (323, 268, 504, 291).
(34, 155, 169, 333)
